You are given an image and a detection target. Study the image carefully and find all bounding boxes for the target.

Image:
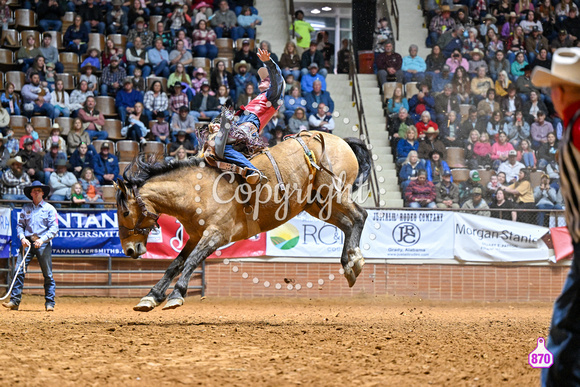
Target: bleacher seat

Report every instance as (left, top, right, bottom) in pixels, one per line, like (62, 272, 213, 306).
(477, 169, 495, 188)
(61, 12, 75, 32)
(530, 171, 544, 188)
(116, 140, 139, 162)
(14, 9, 37, 31)
(9, 115, 28, 131)
(87, 33, 105, 53)
(45, 31, 64, 50)
(96, 96, 117, 117)
(445, 147, 466, 168)
(405, 82, 419, 98)
(1, 29, 19, 50)
(20, 30, 40, 48)
(5, 71, 24, 91)
(142, 141, 165, 161)
(382, 82, 399, 103)
(118, 161, 131, 174)
(93, 140, 115, 154)
(149, 15, 163, 32)
(56, 73, 76, 91)
(55, 117, 73, 135)
(0, 71, 4, 90)
(235, 38, 254, 51)
(108, 34, 127, 52)
(30, 116, 51, 136)
(0, 49, 15, 71)
(192, 57, 211, 74)
(451, 168, 470, 183)
(103, 119, 124, 140)
(146, 76, 168, 92)
(214, 57, 233, 71)
(59, 52, 79, 75)
(101, 185, 116, 202)
(459, 104, 471, 122)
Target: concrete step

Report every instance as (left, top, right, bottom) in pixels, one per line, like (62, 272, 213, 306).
(382, 199, 405, 208)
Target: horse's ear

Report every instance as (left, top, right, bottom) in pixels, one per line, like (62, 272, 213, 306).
(116, 179, 128, 196)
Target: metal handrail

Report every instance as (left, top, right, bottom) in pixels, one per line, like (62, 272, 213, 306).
(347, 40, 381, 207)
(288, 0, 295, 40)
(390, 0, 400, 41)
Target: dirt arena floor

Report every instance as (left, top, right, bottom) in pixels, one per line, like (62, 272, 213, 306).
(0, 295, 552, 386)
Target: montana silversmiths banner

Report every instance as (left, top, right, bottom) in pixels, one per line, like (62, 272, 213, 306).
(360, 210, 455, 259)
(453, 213, 550, 262)
(0, 207, 11, 258)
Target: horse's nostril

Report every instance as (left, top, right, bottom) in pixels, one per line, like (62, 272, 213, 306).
(127, 248, 135, 257)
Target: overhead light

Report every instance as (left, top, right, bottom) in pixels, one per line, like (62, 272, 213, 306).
(311, 9, 321, 14)
(321, 6, 332, 11)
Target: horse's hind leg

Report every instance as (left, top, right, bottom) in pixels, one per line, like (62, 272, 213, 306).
(133, 239, 197, 312)
(307, 198, 368, 287)
(163, 228, 226, 310)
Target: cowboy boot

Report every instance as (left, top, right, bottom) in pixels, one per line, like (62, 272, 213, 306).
(2, 301, 19, 310)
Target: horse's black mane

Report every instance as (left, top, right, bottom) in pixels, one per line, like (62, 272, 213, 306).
(122, 154, 205, 189)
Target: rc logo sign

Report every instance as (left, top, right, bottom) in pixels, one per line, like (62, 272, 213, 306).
(270, 223, 300, 250)
(393, 222, 421, 246)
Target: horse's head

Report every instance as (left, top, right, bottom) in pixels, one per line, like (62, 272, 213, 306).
(115, 179, 159, 259)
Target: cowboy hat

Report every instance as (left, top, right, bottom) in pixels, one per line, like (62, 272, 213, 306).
(51, 123, 61, 132)
(257, 67, 269, 80)
(234, 60, 251, 73)
(88, 47, 101, 56)
(194, 67, 207, 76)
(440, 5, 451, 12)
(425, 127, 439, 134)
(81, 64, 98, 73)
(7, 156, 24, 167)
(24, 180, 51, 200)
(482, 14, 497, 23)
(470, 48, 484, 57)
(532, 48, 580, 88)
(195, 1, 210, 9)
(508, 11, 517, 18)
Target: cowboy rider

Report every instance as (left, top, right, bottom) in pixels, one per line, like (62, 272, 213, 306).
(210, 47, 285, 184)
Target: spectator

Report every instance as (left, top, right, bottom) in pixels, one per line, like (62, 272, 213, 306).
(425, 149, 450, 185)
(191, 68, 209, 95)
(409, 82, 435, 123)
(0, 134, 10, 176)
(234, 39, 260, 71)
(233, 60, 258, 99)
(518, 138, 537, 169)
(511, 51, 529, 78)
(289, 10, 314, 56)
(462, 187, 491, 217)
(501, 85, 523, 122)
(257, 41, 279, 67)
(495, 70, 512, 98)
(405, 169, 436, 208)
(425, 45, 445, 80)
(337, 38, 351, 74)
(525, 26, 550, 64)
(280, 42, 301, 80)
(399, 150, 425, 191)
(262, 111, 285, 141)
(376, 41, 403, 85)
(550, 29, 575, 53)
(1, 82, 21, 116)
(39, 33, 64, 74)
(451, 66, 471, 104)
(80, 64, 99, 97)
(473, 132, 493, 169)
(171, 106, 198, 146)
(478, 88, 500, 119)
(485, 29, 504, 61)
(168, 130, 197, 157)
(69, 142, 94, 179)
(445, 50, 469, 74)
(537, 131, 558, 170)
(16, 35, 42, 72)
(498, 150, 525, 183)
(148, 38, 171, 78)
(1, 157, 31, 201)
(284, 86, 306, 122)
(308, 103, 334, 133)
(435, 170, 459, 209)
(431, 64, 452, 94)
(373, 16, 393, 56)
(504, 168, 535, 223)
(287, 107, 309, 134)
(128, 0, 149, 29)
(51, 79, 71, 118)
(192, 20, 218, 60)
(168, 83, 190, 118)
(17, 138, 44, 182)
(78, 0, 106, 34)
(21, 72, 56, 119)
(116, 78, 144, 126)
(101, 56, 127, 96)
(167, 40, 193, 75)
(191, 81, 220, 121)
(300, 63, 327, 94)
(18, 123, 42, 152)
(387, 86, 409, 117)
(43, 123, 66, 153)
(151, 111, 170, 144)
(490, 51, 511, 83)
(522, 90, 548, 124)
(237, 5, 262, 40)
(531, 48, 552, 70)
(215, 84, 233, 110)
(516, 65, 541, 103)
(415, 111, 438, 139)
(471, 66, 494, 103)
(491, 131, 515, 169)
(459, 171, 485, 206)
(167, 5, 188, 36)
(401, 44, 426, 84)
(490, 187, 517, 220)
(211, 0, 242, 41)
(534, 173, 563, 226)
(67, 118, 92, 154)
(428, 5, 455, 47)
(43, 142, 67, 184)
(64, 15, 89, 55)
(467, 48, 488, 76)
(93, 142, 120, 185)
(143, 80, 169, 121)
(434, 84, 459, 127)
(37, 0, 65, 32)
(48, 158, 76, 204)
(304, 80, 333, 116)
(154, 21, 173, 51)
(124, 102, 149, 144)
(79, 167, 104, 207)
(418, 127, 446, 160)
(396, 126, 419, 164)
(127, 18, 154, 50)
(501, 11, 519, 41)
(78, 96, 107, 141)
(439, 26, 465, 58)
(107, 0, 129, 35)
(70, 80, 94, 115)
(210, 60, 236, 97)
(486, 110, 505, 141)
(126, 37, 152, 77)
(300, 41, 326, 78)
(440, 110, 463, 147)
(531, 111, 554, 148)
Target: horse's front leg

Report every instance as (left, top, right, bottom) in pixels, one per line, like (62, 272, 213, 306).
(163, 228, 225, 310)
(133, 239, 198, 312)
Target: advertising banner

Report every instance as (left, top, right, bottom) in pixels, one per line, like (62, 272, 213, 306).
(453, 213, 550, 262)
(0, 207, 11, 258)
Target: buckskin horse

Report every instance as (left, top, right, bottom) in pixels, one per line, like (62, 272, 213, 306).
(116, 131, 371, 311)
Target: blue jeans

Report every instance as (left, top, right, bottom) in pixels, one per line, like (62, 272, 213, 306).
(403, 71, 426, 84)
(24, 102, 57, 119)
(238, 27, 256, 40)
(39, 19, 62, 32)
(282, 68, 301, 81)
(522, 152, 535, 168)
(127, 124, 146, 141)
(536, 203, 564, 226)
(9, 243, 55, 308)
(86, 129, 108, 141)
(214, 26, 243, 41)
(193, 43, 218, 60)
(50, 194, 67, 208)
(222, 144, 258, 172)
(83, 198, 104, 208)
(127, 64, 152, 77)
(409, 201, 437, 208)
(300, 67, 328, 78)
(84, 21, 106, 34)
(542, 241, 580, 386)
(3, 194, 28, 202)
(190, 110, 220, 121)
(54, 106, 70, 118)
(152, 60, 170, 77)
(144, 109, 169, 122)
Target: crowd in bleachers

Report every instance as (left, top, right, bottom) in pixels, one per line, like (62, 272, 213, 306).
(0, 1, 339, 206)
(380, 0, 577, 224)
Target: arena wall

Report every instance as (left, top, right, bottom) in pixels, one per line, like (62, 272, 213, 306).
(15, 258, 571, 302)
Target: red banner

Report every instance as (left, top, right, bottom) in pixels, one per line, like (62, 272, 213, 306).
(142, 215, 266, 259)
(550, 226, 574, 262)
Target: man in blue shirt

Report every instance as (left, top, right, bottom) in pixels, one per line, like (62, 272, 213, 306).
(148, 38, 170, 78)
(402, 44, 427, 84)
(2, 181, 58, 311)
(93, 142, 120, 185)
(115, 78, 144, 125)
(304, 80, 334, 116)
(301, 63, 326, 94)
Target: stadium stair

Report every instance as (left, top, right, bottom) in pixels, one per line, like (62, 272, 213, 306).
(254, 0, 289, 54)
(392, 0, 429, 55)
(326, 73, 403, 208)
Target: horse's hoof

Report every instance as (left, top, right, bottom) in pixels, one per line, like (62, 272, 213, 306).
(162, 297, 184, 310)
(133, 296, 159, 312)
(344, 267, 357, 288)
(353, 256, 365, 277)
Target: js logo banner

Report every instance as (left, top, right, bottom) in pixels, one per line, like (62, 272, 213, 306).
(393, 222, 421, 246)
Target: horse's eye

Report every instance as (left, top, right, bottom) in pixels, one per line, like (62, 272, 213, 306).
(123, 211, 130, 217)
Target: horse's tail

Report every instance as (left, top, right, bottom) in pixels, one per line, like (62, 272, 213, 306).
(343, 137, 371, 192)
